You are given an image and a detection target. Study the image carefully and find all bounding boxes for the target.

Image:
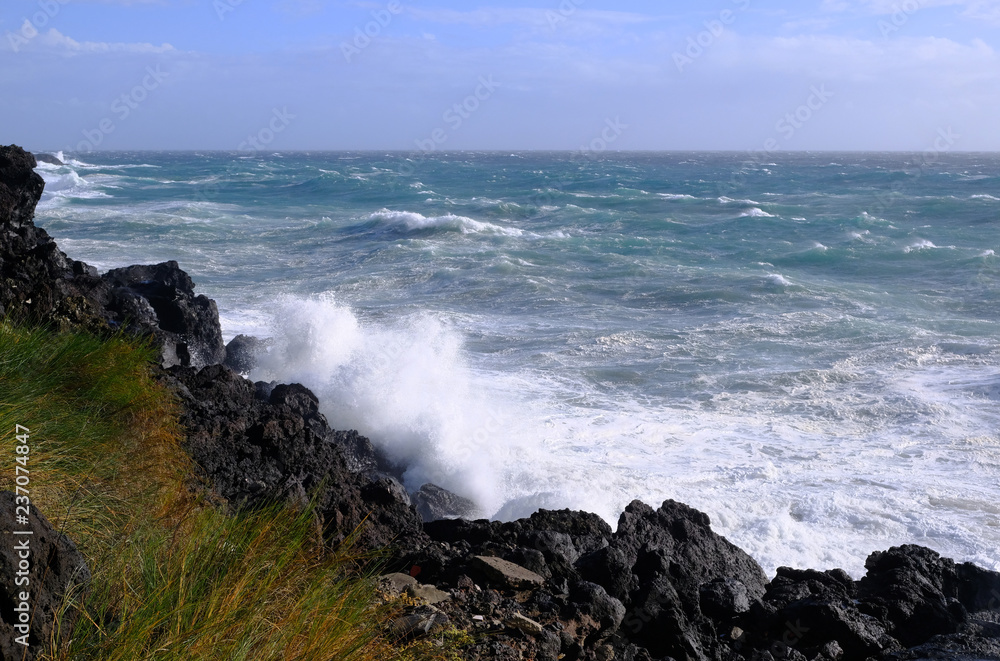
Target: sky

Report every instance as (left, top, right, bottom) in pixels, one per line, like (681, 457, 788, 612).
(1, 0, 999, 152)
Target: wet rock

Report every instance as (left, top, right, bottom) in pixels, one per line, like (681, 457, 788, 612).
(32, 152, 63, 165)
(223, 334, 269, 373)
(700, 577, 752, 619)
(860, 545, 972, 647)
(577, 499, 768, 660)
(413, 483, 480, 522)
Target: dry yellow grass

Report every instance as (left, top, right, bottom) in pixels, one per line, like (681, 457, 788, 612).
(0, 322, 463, 661)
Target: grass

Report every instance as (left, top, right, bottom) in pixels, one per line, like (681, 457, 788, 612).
(0, 322, 464, 661)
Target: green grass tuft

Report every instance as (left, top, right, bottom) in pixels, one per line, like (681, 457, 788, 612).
(0, 321, 463, 661)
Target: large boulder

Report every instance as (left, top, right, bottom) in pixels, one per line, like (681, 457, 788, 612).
(859, 545, 990, 647)
(577, 499, 768, 661)
(99, 261, 225, 368)
(0, 492, 90, 661)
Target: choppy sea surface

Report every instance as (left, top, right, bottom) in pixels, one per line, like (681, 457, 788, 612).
(33, 150, 1000, 576)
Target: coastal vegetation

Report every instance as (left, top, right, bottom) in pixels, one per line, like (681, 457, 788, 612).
(0, 321, 460, 660)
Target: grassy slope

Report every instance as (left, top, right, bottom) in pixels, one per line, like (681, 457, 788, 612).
(0, 322, 462, 661)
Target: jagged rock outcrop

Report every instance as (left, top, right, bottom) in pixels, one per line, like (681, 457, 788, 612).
(0, 144, 224, 367)
(32, 153, 63, 166)
(97, 262, 226, 368)
(0, 492, 90, 661)
(0, 145, 105, 330)
(158, 363, 426, 554)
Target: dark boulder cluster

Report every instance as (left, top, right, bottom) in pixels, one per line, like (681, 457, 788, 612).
(0, 145, 224, 367)
(3, 143, 1000, 661)
(390, 505, 1000, 660)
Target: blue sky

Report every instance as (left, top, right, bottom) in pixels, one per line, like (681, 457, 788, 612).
(2, 0, 999, 151)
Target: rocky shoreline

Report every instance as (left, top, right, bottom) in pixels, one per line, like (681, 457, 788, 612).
(2, 144, 1000, 661)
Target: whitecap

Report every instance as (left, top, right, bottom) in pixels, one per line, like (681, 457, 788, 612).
(904, 239, 937, 253)
(739, 208, 776, 218)
(368, 209, 524, 236)
(658, 193, 697, 200)
(766, 274, 792, 286)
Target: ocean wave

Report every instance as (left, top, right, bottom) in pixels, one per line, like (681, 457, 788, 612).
(970, 194, 1000, 201)
(658, 193, 698, 200)
(739, 207, 777, 218)
(37, 170, 112, 200)
(718, 196, 761, 205)
(903, 239, 937, 253)
(368, 209, 524, 236)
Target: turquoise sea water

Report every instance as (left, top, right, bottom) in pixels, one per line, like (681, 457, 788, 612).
(34, 151, 1000, 576)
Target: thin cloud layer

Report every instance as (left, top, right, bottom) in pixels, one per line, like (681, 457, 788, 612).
(1, 0, 998, 150)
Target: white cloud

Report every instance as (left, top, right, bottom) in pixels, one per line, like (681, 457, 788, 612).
(405, 6, 660, 35)
(824, 0, 1000, 24)
(32, 28, 175, 53)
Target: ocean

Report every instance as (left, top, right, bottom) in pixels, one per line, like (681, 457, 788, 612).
(33, 150, 1000, 577)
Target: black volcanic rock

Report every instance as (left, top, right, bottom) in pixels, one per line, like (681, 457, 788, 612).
(224, 333, 269, 373)
(578, 499, 768, 660)
(0, 492, 90, 661)
(413, 483, 480, 522)
(33, 152, 63, 166)
(859, 545, 983, 647)
(99, 262, 226, 368)
(0, 146, 45, 227)
(158, 363, 426, 554)
(0, 145, 105, 328)
(0, 145, 225, 367)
